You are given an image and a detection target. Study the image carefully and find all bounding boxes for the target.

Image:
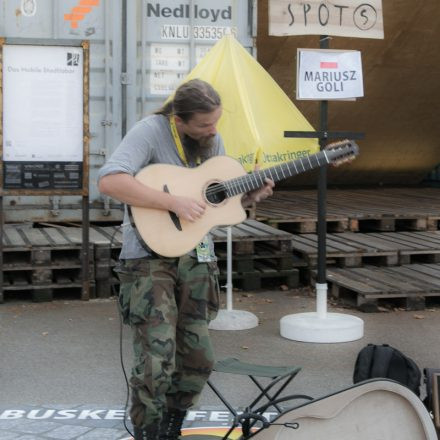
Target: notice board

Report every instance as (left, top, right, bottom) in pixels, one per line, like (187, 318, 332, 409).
(1, 40, 89, 194)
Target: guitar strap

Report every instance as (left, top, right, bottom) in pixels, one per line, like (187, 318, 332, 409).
(127, 205, 158, 256)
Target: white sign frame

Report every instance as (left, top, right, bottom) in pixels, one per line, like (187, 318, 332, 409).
(269, 0, 384, 39)
(296, 49, 364, 100)
(1, 40, 90, 194)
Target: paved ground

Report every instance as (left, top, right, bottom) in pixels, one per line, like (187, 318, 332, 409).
(1, 287, 439, 439)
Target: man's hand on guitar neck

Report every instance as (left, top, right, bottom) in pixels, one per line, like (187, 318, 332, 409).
(242, 164, 275, 207)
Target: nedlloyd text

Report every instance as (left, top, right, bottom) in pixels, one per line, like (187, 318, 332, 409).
(146, 3, 232, 22)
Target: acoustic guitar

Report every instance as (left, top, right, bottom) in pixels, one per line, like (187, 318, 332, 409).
(131, 140, 359, 257)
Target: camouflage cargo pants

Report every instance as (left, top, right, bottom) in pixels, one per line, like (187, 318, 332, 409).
(116, 255, 219, 429)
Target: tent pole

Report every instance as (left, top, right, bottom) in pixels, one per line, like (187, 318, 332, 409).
(226, 226, 233, 311)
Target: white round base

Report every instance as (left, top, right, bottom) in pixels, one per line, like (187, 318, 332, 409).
(209, 309, 259, 331)
(280, 312, 364, 343)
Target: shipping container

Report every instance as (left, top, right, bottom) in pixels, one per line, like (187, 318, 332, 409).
(0, 0, 256, 223)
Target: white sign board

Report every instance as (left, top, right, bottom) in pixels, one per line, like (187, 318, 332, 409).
(269, 0, 384, 39)
(297, 49, 364, 100)
(3, 44, 83, 162)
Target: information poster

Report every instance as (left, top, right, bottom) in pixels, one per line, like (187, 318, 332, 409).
(2, 44, 84, 189)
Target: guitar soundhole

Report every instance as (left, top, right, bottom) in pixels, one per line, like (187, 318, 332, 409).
(205, 182, 227, 205)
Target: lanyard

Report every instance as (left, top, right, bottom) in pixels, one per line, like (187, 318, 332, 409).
(169, 115, 189, 167)
(169, 115, 201, 167)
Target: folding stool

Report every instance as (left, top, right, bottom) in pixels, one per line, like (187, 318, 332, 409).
(206, 357, 313, 438)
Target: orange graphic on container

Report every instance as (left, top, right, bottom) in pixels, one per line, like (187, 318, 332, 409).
(64, 0, 100, 29)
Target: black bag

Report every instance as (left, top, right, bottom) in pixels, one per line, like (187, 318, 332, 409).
(353, 343, 422, 396)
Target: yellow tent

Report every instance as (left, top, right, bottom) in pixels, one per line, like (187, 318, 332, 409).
(185, 35, 319, 172)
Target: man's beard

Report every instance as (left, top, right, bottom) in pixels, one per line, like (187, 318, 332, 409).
(183, 135, 216, 164)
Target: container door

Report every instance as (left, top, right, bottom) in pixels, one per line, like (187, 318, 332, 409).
(125, 0, 256, 131)
(0, 0, 123, 222)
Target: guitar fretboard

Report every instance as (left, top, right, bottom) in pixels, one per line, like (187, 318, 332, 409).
(224, 149, 330, 197)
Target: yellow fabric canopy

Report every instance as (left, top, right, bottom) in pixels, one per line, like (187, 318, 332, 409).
(184, 35, 319, 172)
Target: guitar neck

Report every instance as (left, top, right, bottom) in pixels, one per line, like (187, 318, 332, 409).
(224, 149, 331, 197)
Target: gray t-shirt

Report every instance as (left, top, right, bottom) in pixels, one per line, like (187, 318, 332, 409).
(98, 114, 226, 259)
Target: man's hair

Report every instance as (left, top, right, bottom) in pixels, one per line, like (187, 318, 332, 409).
(156, 79, 221, 122)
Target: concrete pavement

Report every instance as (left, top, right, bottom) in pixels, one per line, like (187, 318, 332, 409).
(1, 287, 439, 439)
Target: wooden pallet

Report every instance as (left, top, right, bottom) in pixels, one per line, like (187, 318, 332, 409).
(213, 220, 303, 275)
(218, 267, 299, 291)
(292, 231, 440, 268)
(292, 232, 397, 268)
(212, 220, 301, 290)
(1, 225, 93, 302)
(55, 225, 123, 298)
(211, 220, 294, 252)
(327, 264, 440, 312)
(89, 226, 122, 298)
(255, 188, 440, 233)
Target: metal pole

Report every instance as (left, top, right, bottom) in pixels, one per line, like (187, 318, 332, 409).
(226, 226, 233, 311)
(316, 35, 329, 317)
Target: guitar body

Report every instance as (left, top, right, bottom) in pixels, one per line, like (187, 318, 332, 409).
(131, 155, 247, 257)
(130, 140, 359, 257)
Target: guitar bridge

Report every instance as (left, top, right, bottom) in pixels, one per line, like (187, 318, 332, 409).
(163, 184, 182, 231)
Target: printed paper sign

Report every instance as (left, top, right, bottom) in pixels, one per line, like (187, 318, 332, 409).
(297, 49, 364, 100)
(3, 44, 84, 162)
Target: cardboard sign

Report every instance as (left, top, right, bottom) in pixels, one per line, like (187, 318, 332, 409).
(297, 49, 364, 100)
(269, 0, 384, 39)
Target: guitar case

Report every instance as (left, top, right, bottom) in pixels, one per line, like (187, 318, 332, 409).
(183, 379, 437, 440)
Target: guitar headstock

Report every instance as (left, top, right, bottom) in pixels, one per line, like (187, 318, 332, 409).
(324, 139, 359, 166)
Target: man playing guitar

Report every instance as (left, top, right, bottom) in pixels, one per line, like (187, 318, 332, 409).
(98, 79, 274, 440)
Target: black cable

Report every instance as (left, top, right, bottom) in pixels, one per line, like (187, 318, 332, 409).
(116, 285, 133, 438)
(106, 224, 133, 438)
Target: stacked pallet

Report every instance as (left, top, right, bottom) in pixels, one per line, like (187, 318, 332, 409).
(256, 188, 440, 311)
(211, 220, 302, 290)
(56, 225, 123, 299)
(0, 220, 301, 302)
(91, 226, 122, 298)
(1, 224, 94, 303)
(84, 220, 301, 294)
(256, 188, 440, 233)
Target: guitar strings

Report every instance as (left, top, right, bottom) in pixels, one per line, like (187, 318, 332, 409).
(203, 162, 296, 197)
(204, 169, 270, 197)
(203, 160, 302, 198)
(204, 144, 351, 198)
